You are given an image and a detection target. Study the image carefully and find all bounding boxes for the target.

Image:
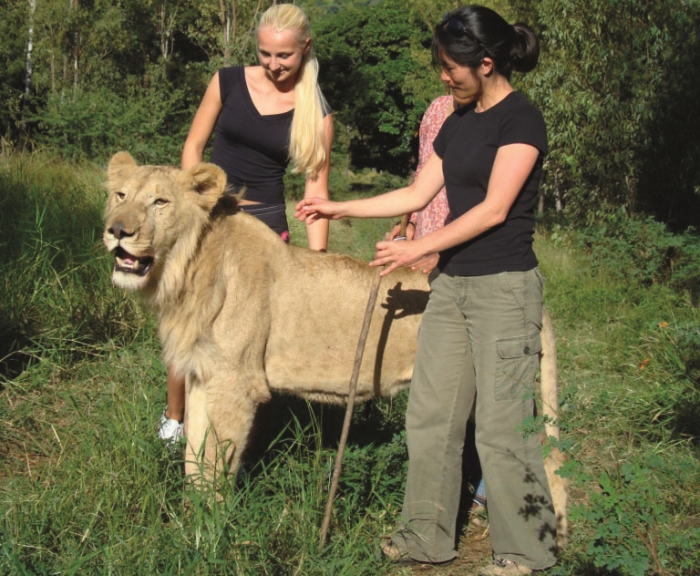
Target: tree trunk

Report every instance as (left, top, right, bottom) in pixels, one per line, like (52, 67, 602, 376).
(50, 51, 56, 94)
(159, 1, 177, 77)
(21, 0, 37, 134)
(72, 0, 79, 101)
(219, 0, 231, 65)
(555, 181, 562, 215)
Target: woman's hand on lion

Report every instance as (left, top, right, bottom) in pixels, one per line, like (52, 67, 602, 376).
(370, 238, 436, 276)
(294, 197, 342, 224)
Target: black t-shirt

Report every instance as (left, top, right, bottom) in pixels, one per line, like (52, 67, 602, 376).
(211, 66, 294, 205)
(433, 91, 547, 276)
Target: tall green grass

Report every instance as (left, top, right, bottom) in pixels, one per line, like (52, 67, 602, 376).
(0, 153, 145, 380)
(2, 155, 699, 575)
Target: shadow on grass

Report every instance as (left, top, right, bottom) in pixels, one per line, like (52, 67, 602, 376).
(240, 393, 490, 550)
(0, 330, 35, 385)
(673, 387, 700, 446)
(244, 394, 405, 465)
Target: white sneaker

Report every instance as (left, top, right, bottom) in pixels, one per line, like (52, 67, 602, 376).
(158, 410, 184, 444)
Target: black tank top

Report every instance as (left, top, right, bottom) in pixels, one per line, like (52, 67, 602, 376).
(211, 67, 293, 204)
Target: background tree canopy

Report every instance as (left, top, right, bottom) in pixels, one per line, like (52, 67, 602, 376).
(315, 0, 444, 174)
(510, 0, 700, 229)
(0, 0, 699, 229)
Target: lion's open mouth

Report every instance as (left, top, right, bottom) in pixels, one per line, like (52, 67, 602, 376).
(114, 246, 154, 276)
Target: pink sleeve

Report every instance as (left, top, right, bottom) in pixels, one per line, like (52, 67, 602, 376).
(416, 95, 452, 175)
(413, 95, 453, 239)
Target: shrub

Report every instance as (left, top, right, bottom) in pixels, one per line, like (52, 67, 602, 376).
(30, 81, 189, 164)
(571, 456, 700, 576)
(513, 0, 700, 228)
(576, 211, 700, 296)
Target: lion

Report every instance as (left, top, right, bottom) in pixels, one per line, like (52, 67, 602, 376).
(103, 151, 567, 544)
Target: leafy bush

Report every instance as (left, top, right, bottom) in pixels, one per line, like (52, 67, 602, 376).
(576, 211, 700, 296)
(315, 0, 443, 175)
(571, 456, 700, 576)
(30, 81, 189, 164)
(635, 315, 700, 444)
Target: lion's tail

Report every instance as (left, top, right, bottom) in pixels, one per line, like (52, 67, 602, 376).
(540, 306, 569, 548)
(541, 307, 559, 441)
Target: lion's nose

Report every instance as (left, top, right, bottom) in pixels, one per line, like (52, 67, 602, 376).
(109, 221, 133, 239)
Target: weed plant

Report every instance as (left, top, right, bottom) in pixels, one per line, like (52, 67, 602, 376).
(2, 155, 699, 575)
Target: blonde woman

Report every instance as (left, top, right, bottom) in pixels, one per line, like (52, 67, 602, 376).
(159, 3, 333, 442)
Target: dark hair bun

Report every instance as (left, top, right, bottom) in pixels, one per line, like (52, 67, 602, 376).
(511, 22, 540, 73)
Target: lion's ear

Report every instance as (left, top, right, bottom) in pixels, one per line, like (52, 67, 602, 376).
(108, 152, 138, 190)
(181, 163, 227, 211)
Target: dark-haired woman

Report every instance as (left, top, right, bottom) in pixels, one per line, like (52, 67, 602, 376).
(296, 5, 556, 574)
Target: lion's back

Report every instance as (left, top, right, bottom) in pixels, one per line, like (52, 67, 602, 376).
(260, 246, 430, 399)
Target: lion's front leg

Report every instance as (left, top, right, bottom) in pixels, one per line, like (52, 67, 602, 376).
(184, 372, 263, 487)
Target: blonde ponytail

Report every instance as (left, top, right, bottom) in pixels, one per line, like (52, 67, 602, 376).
(258, 4, 329, 179)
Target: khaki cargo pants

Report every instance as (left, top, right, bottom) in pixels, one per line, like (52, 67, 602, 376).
(391, 269, 557, 570)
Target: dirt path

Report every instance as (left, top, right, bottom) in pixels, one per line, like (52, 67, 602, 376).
(390, 514, 493, 576)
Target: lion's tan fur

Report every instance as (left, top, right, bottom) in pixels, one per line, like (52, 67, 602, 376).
(104, 152, 567, 545)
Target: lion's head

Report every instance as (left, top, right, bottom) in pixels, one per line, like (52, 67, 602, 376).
(103, 152, 228, 293)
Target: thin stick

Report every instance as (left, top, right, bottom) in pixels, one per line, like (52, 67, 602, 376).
(399, 213, 409, 238)
(319, 216, 410, 551)
(319, 269, 383, 551)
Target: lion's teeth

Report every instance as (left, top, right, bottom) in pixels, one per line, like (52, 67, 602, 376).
(114, 247, 153, 276)
(116, 256, 139, 269)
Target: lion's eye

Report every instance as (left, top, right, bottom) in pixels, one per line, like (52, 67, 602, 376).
(116, 191, 126, 200)
(154, 198, 169, 207)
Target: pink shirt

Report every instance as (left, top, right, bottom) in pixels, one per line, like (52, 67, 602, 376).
(412, 95, 454, 239)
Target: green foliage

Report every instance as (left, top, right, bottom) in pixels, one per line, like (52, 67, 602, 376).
(30, 80, 189, 164)
(182, 0, 274, 66)
(0, 361, 402, 574)
(315, 0, 443, 175)
(576, 211, 700, 295)
(3, 0, 700, 235)
(636, 315, 700, 443)
(285, 157, 405, 258)
(408, 0, 512, 29)
(29, 0, 134, 95)
(0, 1, 26, 139)
(535, 231, 700, 576)
(284, 153, 405, 202)
(512, 0, 700, 228)
(571, 456, 700, 576)
(0, 153, 143, 379)
(1, 0, 220, 160)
